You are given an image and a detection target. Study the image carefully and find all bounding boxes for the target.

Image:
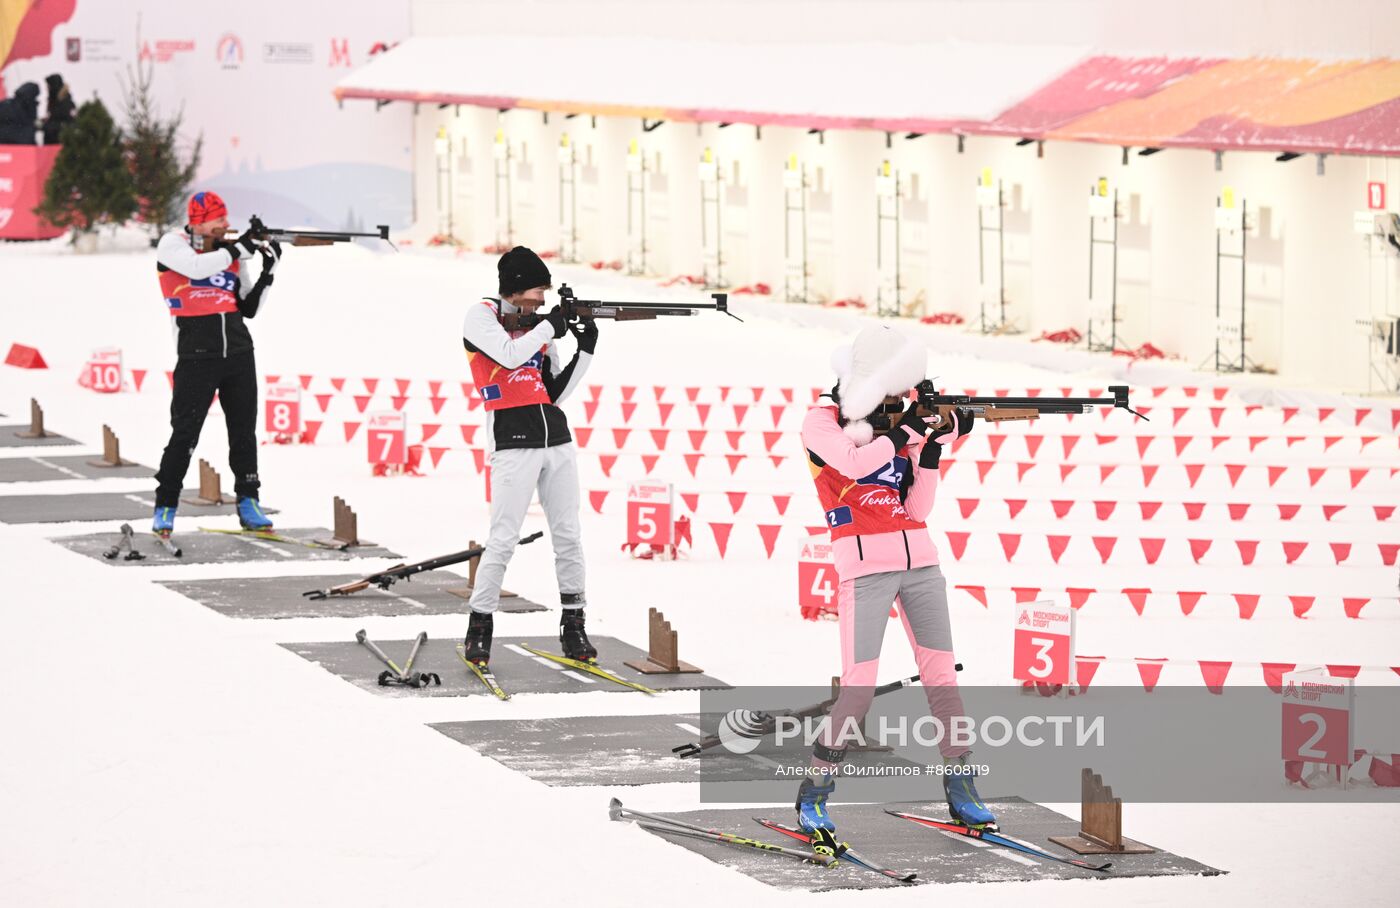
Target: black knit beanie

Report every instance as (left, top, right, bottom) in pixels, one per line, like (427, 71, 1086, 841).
(497, 246, 552, 297)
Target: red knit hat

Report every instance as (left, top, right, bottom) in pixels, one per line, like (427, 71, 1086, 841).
(188, 191, 228, 225)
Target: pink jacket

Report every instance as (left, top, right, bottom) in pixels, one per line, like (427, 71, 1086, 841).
(801, 405, 959, 582)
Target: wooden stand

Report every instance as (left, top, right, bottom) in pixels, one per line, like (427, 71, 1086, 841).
(87, 425, 135, 468)
(625, 608, 702, 674)
(316, 496, 372, 548)
(1048, 768, 1156, 854)
(16, 398, 56, 438)
(445, 538, 519, 600)
(181, 459, 230, 506)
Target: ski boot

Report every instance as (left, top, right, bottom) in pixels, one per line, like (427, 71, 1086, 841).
(152, 505, 176, 535)
(795, 776, 843, 859)
(943, 756, 997, 829)
(236, 497, 273, 530)
(559, 596, 597, 662)
(463, 611, 493, 666)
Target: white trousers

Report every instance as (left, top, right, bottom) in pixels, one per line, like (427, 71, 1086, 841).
(467, 444, 585, 614)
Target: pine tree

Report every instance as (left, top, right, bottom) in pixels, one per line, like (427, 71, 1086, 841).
(121, 62, 202, 238)
(35, 98, 137, 239)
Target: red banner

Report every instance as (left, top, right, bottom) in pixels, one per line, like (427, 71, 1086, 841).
(0, 145, 64, 239)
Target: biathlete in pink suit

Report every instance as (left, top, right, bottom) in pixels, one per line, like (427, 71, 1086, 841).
(794, 324, 994, 857)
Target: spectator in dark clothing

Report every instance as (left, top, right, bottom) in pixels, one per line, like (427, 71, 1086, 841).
(42, 74, 75, 145)
(0, 82, 40, 145)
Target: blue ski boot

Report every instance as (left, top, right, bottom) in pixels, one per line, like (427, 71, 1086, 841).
(795, 776, 843, 858)
(943, 757, 997, 828)
(236, 497, 273, 530)
(152, 506, 176, 535)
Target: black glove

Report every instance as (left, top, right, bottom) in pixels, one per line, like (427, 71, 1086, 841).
(569, 318, 599, 354)
(543, 305, 569, 339)
(931, 407, 974, 439)
(879, 403, 931, 449)
(231, 227, 261, 257)
(258, 240, 281, 281)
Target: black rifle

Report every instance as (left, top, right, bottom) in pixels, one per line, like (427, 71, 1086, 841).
(499, 283, 741, 332)
(914, 381, 1148, 426)
(223, 215, 395, 249)
(302, 531, 543, 599)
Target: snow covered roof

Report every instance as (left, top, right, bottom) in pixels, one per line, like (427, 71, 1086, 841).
(333, 35, 1087, 132)
(968, 56, 1400, 156)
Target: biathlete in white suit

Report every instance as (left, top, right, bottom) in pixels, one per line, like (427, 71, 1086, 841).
(460, 246, 597, 666)
(794, 324, 995, 858)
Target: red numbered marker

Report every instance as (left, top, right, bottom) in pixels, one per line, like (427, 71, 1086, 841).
(797, 542, 839, 621)
(1012, 600, 1076, 686)
(85, 348, 124, 393)
(626, 481, 673, 548)
(1281, 671, 1353, 765)
(264, 382, 302, 439)
(366, 411, 408, 466)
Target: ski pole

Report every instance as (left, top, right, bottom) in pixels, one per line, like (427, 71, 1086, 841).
(355, 629, 405, 679)
(401, 632, 428, 677)
(608, 798, 834, 865)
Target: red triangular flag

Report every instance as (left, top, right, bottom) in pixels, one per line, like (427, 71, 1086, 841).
(757, 524, 782, 558)
(685, 387, 700, 403)
(652, 385, 666, 403)
(1136, 659, 1167, 692)
(1306, 467, 1326, 487)
(426, 446, 448, 468)
(1184, 464, 1204, 488)
(1248, 436, 1267, 452)
(300, 421, 322, 444)
(430, 396, 447, 415)
(958, 499, 980, 518)
(298, 374, 313, 390)
(998, 533, 1022, 561)
(1094, 501, 1116, 520)
(353, 395, 372, 413)
(584, 400, 600, 422)
(1059, 464, 1076, 481)
(1277, 503, 1299, 520)
(470, 448, 486, 474)
(1092, 536, 1117, 564)
(680, 493, 700, 512)
(1050, 500, 1074, 518)
(419, 424, 441, 444)
(1282, 541, 1308, 565)
(1173, 436, 1193, 456)
(1316, 407, 1334, 423)
(986, 436, 1007, 458)
(1320, 504, 1344, 521)
(612, 428, 632, 448)
(1139, 501, 1162, 520)
(1046, 536, 1070, 564)
(640, 455, 660, 475)
(1208, 407, 1224, 428)
(1330, 542, 1351, 564)
(619, 386, 636, 402)
(1234, 594, 1260, 620)
(688, 430, 707, 451)
(1267, 466, 1287, 487)
(1178, 591, 1205, 616)
(1227, 503, 1250, 521)
(574, 427, 592, 448)
(1136, 436, 1155, 459)
(1067, 588, 1094, 610)
(724, 430, 744, 451)
(718, 386, 732, 402)
(724, 454, 745, 475)
(683, 454, 702, 477)
(956, 585, 988, 608)
(362, 378, 378, 394)
(1099, 464, 1118, 484)
(315, 394, 333, 412)
(772, 495, 790, 516)
(1012, 587, 1040, 603)
(1023, 435, 1043, 458)
(769, 405, 786, 428)
(1342, 598, 1369, 619)
(588, 490, 609, 513)
(780, 388, 794, 403)
(1140, 538, 1165, 565)
(762, 431, 783, 452)
(977, 461, 996, 482)
(1375, 505, 1396, 521)
(709, 522, 733, 558)
(1004, 499, 1026, 519)
(732, 404, 749, 426)
(586, 384, 603, 400)
(1199, 660, 1232, 693)
(1188, 538, 1213, 563)
(1290, 596, 1315, 618)
(598, 455, 618, 477)
(1018, 463, 1036, 480)
(657, 403, 674, 425)
(1141, 464, 1159, 487)
(428, 380, 442, 397)
(459, 425, 478, 444)
(1061, 436, 1079, 458)
(1349, 468, 1368, 490)
(1075, 657, 1104, 690)
(391, 395, 408, 411)
(650, 429, 670, 450)
(1171, 407, 1188, 427)
(620, 402, 637, 424)
(1261, 663, 1296, 693)
(1235, 540, 1259, 565)
(342, 421, 361, 442)
(394, 378, 411, 396)
(1381, 543, 1400, 566)
(1122, 588, 1150, 615)
(1225, 464, 1246, 487)
(696, 404, 711, 426)
(726, 492, 747, 514)
(1326, 664, 1361, 679)
(331, 378, 346, 392)
(944, 532, 970, 560)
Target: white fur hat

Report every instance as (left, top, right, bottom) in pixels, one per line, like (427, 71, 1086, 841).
(830, 324, 927, 445)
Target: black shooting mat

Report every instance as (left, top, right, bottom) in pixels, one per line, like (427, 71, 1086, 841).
(52, 526, 392, 565)
(283, 636, 729, 698)
(0, 490, 267, 524)
(159, 571, 546, 618)
(622, 798, 1220, 891)
(430, 713, 922, 786)
(0, 424, 78, 447)
(0, 454, 153, 482)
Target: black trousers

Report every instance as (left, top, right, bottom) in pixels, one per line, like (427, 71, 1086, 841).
(154, 351, 260, 508)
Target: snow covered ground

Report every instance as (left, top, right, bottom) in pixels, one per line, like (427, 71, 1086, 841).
(1, 231, 1397, 906)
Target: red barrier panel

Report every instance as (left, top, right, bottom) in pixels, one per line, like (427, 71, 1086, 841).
(0, 145, 63, 240)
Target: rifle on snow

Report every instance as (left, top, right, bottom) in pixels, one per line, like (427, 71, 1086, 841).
(914, 381, 1148, 427)
(499, 283, 741, 332)
(671, 672, 959, 758)
(223, 215, 396, 249)
(302, 531, 543, 600)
